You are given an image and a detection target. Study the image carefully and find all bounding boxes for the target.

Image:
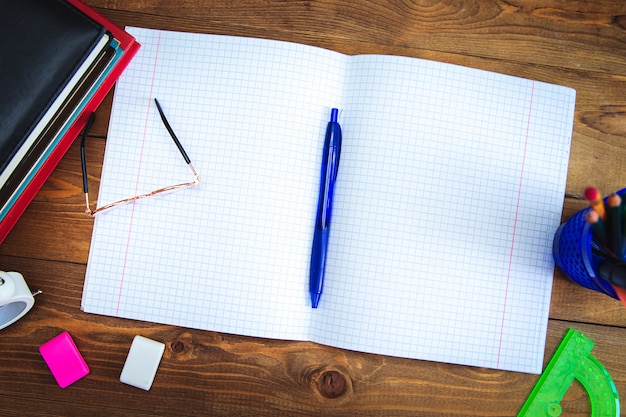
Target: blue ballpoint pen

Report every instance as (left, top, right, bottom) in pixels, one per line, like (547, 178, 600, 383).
(309, 108, 342, 308)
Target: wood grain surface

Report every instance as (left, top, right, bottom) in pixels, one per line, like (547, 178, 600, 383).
(1, 1, 625, 416)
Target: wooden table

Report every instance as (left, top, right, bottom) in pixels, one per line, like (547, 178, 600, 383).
(1, 1, 625, 415)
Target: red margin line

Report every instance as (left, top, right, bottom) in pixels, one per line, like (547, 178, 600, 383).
(496, 80, 535, 367)
(116, 31, 161, 316)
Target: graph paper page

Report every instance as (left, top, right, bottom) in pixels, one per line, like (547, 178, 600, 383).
(83, 28, 346, 339)
(82, 28, 576, 374)
(310, 55, 575, 374)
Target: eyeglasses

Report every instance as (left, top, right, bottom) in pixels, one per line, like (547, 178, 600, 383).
(81, 98, 201, 216)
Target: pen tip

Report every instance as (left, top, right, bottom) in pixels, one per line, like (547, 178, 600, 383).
(311, 293, 321, 308)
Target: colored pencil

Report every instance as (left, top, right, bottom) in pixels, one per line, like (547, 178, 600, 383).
(607, 193, 623, 258)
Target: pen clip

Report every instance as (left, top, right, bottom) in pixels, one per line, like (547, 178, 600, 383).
(320, 122, 342, 230)
(321, 148, 336, 229)
(330, 122, 342, 182)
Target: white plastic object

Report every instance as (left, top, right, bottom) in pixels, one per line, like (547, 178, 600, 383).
(0, 271, 36, 330)
(120, 335, 165, 390)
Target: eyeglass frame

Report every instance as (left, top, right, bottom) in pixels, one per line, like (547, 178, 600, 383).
(80, 98, 201, 216)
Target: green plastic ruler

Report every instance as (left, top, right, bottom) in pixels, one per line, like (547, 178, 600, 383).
(518, 328, 619, 416)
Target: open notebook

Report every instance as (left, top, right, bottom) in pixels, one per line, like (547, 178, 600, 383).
(83, 27, 575, 374)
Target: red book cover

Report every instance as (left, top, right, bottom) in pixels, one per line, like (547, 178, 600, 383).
(0, 0, 139, 243)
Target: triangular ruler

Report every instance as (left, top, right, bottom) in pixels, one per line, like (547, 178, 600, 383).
(518, 328, 619, 416)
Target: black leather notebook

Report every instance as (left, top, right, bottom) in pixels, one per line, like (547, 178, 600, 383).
(0, 0, 108, 181)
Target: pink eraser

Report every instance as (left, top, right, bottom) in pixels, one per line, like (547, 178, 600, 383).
(39, 331, 90, 388)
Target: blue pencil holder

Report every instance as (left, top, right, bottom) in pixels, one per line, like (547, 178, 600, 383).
(552, 189, 626, 299)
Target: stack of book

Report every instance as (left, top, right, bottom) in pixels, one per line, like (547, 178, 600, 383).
(0, 0, 139, 243)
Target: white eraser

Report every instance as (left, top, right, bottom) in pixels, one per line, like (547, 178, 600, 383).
(120, 335, 165, 391)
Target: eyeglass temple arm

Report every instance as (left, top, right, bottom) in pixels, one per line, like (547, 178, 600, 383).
(154, 98, 200, 183)
(80, 112, 96, 212)
(80, 112, 96, 193)
(154, 98, 192, 165)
